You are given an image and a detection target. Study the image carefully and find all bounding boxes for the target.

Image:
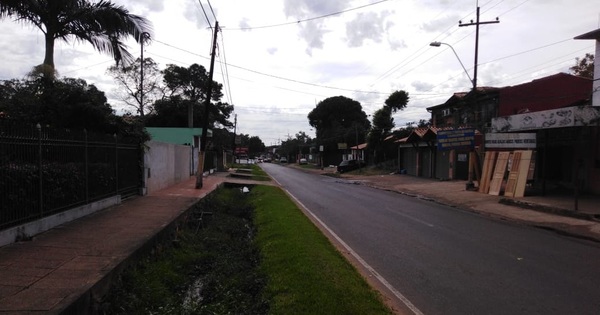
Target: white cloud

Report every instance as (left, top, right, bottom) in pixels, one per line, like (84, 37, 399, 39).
(412, 80, 435, 92)
(345, 11, 392, 47)
(1, 0, 599, 143)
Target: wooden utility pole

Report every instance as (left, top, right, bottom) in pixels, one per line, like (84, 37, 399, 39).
(140, 32, 150, 118)
(196, 21, 219, 189)
(458, 5, 499, 90)
(232, 114, 237, 159)
(458, 4, 499, 190)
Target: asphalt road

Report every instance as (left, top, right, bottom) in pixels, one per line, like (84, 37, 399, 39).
(260, 163, 600, 315)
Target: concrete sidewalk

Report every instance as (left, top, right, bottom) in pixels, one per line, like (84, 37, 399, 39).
(0, 174, 225, 314)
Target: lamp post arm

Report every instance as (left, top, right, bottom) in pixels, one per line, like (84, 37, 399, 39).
(441, 43, 474, 88)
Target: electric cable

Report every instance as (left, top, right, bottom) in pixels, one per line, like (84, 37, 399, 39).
(223, 0, 390, 31)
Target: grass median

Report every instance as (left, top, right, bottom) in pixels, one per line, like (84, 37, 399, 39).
(252, 185, 392, 314)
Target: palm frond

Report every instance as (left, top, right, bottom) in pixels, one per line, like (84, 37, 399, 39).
(1, 0, 152, 70)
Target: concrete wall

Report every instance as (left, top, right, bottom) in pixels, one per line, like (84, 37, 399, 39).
(0, 196, 120, 248)
(144, 141, 196, 194)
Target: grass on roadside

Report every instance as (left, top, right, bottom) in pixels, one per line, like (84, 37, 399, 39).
(252, 185, 392, 315)
(231, 163, 271, 181)
(102, 185, 391, 314)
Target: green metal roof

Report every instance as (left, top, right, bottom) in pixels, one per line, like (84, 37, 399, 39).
(145, 127, 212, 145)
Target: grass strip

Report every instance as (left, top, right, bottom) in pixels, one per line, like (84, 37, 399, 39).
(251, 185, 392, 315)
(231, 163, 271, 181)
(102, 185, 391, 314)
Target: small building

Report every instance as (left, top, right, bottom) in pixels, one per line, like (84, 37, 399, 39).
(427, 87, 501, 132)
(407, 69, 598, 196)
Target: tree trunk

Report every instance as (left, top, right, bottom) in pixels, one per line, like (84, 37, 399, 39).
(43, 34, 55, 73)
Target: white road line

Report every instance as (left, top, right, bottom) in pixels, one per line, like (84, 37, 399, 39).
(392, 208, 435, 228)
(272, 176, 424, 315)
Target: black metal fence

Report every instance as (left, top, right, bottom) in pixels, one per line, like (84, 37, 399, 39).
(0, 121, 142, 230)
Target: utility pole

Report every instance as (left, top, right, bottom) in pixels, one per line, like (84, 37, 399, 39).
(196, 21, 219, 189)
(458, 5, 499, 90)
(232, 114, 237, 163)
(458, 3, 499, 190)
(140, 32, 150, 118)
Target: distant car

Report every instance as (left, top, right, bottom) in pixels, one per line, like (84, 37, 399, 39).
(279, 157, 288, 163)
(264, 157, 271, 163)
(299, 158, 307, 165)
(337, 159, 365, 173)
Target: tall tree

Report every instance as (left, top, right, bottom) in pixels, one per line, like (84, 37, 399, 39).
(151, 63, 233, 129)
(107, 57, 162, 117)
(385, 90, 410, 113)
(368, 90, 410, 164)
(0, 0, 152, 78)
(246, 135, 266, 157)
(367, 107, 394, 163)
(308, 96, 370, 165)
(279, 131, 313, 162)
(308, 96, 370, 141)
(570, 53, 594, 79)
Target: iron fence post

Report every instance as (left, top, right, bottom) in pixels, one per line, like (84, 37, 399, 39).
(37, 123, 43, 217)
(114, 134, 119, 194)
(85, 129, 89, 203)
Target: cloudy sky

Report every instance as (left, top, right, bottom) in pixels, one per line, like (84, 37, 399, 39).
(1, 0, 598, 145)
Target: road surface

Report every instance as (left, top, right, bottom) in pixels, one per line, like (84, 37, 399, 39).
(260, 163, 600, 315)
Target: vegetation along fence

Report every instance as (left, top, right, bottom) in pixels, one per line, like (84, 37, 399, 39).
(0, 121, 142, 230)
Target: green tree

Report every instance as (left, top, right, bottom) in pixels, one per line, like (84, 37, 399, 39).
(147, 64, 233, 128)
(107, 57, 162, 117)
(0, 77, 136, 135)
(146, 96, 191, 127)
(367, 107, 394, 163)
(308, 96, 370, 165)
(384, 90, 410, 112)
(308, 96, 369, 141)
(0, 0, 152, 78)
(247, 136, 266, 157)
(279, 131, 313, 162)
(367, 90, 411, 163)
(570, 53, 594, 79)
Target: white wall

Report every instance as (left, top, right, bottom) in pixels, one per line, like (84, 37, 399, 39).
(144, 141, 196, 194)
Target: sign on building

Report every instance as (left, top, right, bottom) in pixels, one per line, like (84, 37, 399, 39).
(437, 129, 475, 151)
(235, 147, 249, 154)
(485, 133, 536, 149)
(491, 105, 600, 132)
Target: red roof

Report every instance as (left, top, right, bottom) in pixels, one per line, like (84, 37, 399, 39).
(498, 73, 592, 116)
(350, 143, 367, 150)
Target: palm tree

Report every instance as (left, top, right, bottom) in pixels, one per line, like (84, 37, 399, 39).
(0, 0, 152, 78)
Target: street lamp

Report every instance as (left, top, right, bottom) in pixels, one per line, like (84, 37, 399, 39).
(430, 41, 476, 190)
(429, 41, 474, 88)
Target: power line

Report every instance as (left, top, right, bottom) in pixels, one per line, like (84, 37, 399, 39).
(223, 0, 390, 31)
(152, 39, 388, 95)
(367, 4, 478, 87)
(197, 0, 213, 28)
(218, 31, 233, 105)
(206, 0, 217, 21)
(369, 0, 532, 90)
